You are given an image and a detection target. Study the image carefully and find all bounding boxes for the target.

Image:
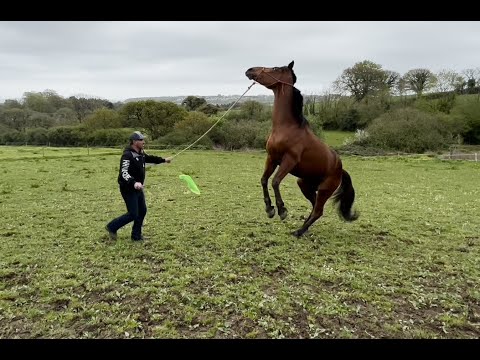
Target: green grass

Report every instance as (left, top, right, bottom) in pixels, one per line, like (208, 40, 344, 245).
(323, 131, 355, 147)
(0, 146, 479, 338)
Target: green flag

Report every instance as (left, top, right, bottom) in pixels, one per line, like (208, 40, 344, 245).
(179, 174, 201, 195)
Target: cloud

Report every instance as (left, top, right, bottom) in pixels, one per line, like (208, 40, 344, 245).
(1, 21, 479, 102)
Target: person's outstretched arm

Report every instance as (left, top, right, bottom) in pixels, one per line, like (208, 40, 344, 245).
(145, 153, 172, 164)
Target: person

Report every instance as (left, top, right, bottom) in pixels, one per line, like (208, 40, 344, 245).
(106, 131, 172, 241)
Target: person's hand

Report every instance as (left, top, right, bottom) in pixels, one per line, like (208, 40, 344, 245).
(134, 182, 144, 190)
(165, 157, 173, 163)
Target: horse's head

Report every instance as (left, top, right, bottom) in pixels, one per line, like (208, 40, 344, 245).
(245, 61, 296, 89)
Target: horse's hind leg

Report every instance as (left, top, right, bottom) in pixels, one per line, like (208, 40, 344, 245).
(292, 174, 341, 237)
(297, 178, 317, 225)
(272, 154, 298, 220)
(261, 155, 277, 218)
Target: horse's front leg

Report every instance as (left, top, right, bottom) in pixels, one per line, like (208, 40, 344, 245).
(261, 155, 277, 218)
(272, 154, 298, 221)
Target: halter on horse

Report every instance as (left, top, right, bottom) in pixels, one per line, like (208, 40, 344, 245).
(245, 61, 358, 237)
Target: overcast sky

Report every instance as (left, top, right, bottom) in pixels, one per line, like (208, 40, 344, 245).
(1, 21, 479, 102)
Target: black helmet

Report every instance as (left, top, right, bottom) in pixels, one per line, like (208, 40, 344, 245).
(129, 131, 145, 141)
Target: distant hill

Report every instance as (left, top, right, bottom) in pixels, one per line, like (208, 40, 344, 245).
(123, 94, 275, 105)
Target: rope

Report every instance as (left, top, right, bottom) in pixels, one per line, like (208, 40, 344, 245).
(170, 81, 257, 159)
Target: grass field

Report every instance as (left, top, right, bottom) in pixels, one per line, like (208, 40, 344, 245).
(0, 146, 479, 338)
(322, 130, 354, 147)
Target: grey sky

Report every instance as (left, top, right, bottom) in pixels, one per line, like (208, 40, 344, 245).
(1, 21, 479, 102)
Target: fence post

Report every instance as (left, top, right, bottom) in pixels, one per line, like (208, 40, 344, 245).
(476, 153, 478, 162)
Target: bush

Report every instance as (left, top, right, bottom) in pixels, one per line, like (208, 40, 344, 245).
(450, 99, 480, 144)
(0, 129, 26, 144)
(25, 128, 49, 145)
(415, 93, 457, 114)
(317, 97, 385, 131)
(337, 108, 361, 131)
(87, 128, 134, 146)
(215, 120, 271, 150)
(353, 100, 387, 128)
(225, 101, 272, 122)
(156, 112, 216, 148)
(306, 116, 324, 138)
(47, 126, 87, 146)
(362, 108, 455, 153)
(28, 113, 55, 129)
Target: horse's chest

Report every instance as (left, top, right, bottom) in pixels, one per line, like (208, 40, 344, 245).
(267, 134, 300, 159)
(266, 142, 286, 159)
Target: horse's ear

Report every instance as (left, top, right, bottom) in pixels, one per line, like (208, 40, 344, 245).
(288, 61, 294, 69)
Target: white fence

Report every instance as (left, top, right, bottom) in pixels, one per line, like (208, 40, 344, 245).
(439, 153, 478, 162)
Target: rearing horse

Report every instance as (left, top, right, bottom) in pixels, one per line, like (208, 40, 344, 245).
(245, 61, 358, 237)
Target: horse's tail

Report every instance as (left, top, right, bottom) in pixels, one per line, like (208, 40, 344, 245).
(332, 169, 359, 222)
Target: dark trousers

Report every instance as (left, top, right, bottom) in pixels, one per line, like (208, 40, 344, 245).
(107, 188, 147, 240)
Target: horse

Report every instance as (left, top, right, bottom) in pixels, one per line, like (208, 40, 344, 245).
(245, 61, 358, 237)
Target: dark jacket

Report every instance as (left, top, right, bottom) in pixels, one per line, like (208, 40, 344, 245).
(117, 146, 166, 191)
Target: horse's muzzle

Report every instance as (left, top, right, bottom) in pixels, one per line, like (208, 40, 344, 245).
(245, 68, 256, 80)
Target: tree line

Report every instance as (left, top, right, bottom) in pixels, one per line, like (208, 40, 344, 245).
(1, 60, 479, 152)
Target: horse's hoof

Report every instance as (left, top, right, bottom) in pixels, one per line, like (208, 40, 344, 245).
(292, 229, 304, 237)
(279, 209, 288, 221)
(266, 207, 275, 218)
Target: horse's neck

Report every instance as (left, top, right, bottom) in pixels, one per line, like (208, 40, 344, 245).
(272, 86, 295, 127)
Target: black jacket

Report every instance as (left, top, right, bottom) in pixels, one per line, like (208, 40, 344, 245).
(117, 146, 166, 191)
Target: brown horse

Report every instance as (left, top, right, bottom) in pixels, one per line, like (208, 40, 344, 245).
(245, 61, 358, 237)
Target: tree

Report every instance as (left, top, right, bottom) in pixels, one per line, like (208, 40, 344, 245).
(27, 112, 55, 129)
(2, 108, 30, 132)
(69, 97, 92, 123)
(181, 96, 207, 111)
(139, 101, 187, 139)
(23, 92, 55, 113)
(3, 99, 23, 109)
(303, 93, 317, 116)
(462, 68, 479, 90)
(54, 107, 77, 125)
(402, 69, 437, 97)
(462, 68, 480, 99)
(42, 89, 72, 111)
(384, 70, 400, 92)
(394, 77, 407, 96)
(334, 60, 396, 103)
(121, 101, 148, 128)
(68, 96, 112, 123)
(239, 100, 266, 121)
(84, 108, 122, 130)
(197, 103, 220, 116)
(466, 78, 476, 90)
(435, 70, 465, 93)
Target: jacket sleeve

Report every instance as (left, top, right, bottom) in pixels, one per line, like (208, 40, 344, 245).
(144, 153, 166, 164)
(118, 151, 136, 189)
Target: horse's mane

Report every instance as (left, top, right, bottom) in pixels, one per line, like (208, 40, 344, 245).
(292, 87, 309, 128)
